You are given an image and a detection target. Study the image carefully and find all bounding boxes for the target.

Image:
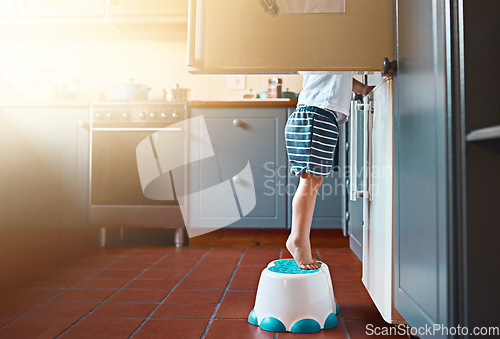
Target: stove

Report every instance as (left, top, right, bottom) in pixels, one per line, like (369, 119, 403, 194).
(89, 101, 188, 247)
(91, 101, 187, 127)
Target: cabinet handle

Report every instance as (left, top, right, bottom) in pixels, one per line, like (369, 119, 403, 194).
(78, 120, 89, 130)
(381, 57, 397, 76)
(233, 119, 242, 127)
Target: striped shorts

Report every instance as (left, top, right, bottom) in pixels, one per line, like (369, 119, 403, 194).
(285, 105, 339, 177)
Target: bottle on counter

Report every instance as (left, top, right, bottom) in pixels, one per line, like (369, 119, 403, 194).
(268, 77, 282, 99)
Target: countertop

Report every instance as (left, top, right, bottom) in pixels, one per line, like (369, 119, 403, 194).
(188, 99, 298, 107)
(0, 99, 299, 108)
(0, 100, 91, 107)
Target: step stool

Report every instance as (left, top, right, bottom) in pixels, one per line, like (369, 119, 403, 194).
(248, 259, 339, 334)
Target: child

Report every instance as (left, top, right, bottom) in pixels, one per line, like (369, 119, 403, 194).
(285, 72, 374, 269)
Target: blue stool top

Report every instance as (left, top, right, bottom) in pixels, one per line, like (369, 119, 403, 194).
(268, 259, 320, 274)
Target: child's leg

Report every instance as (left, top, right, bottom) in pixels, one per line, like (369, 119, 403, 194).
(286, 171, 323, 270)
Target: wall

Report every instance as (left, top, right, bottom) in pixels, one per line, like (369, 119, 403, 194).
(0, 26, 304, 102)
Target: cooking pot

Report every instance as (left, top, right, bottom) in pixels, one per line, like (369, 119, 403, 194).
(103, 79, 151, 101)
(281, 88, 297, 100)
(164, 84, 189, 101)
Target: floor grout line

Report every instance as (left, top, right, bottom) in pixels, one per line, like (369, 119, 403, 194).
(0, 248, 141, 330)
(338, 310, 351, 339)
(200, 248, 247, 339)
(316, 247, 351, 339)
(316, 247, 321, 261)
(127, 248, 212, 338)
(54, 248, 180, 338)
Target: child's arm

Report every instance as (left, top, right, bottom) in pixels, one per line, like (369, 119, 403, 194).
(352, 78, 375, 95)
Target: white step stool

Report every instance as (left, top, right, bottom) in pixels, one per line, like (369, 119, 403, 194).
(248, 259, 339, 334)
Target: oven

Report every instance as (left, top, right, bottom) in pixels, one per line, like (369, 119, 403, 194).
(90, 101, 187, 247)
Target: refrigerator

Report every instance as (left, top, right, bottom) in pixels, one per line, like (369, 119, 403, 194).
(186, 0, 403, 325)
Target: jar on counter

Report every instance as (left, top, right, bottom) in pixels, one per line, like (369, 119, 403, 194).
(268, 77, 282, 99)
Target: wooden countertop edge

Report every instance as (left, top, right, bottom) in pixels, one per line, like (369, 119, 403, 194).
(0, 100, 299, 108)
(188, 100, 298, 107)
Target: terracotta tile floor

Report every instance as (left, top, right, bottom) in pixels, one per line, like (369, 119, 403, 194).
(0, 246, 408, 338)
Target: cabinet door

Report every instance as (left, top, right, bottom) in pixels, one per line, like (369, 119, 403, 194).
(188, 0, 392, 73)
(189, 106, 287, 228)
(5, 0, 103, 18)
(394, 0, 450, 333)
(0, 0, 187, 24)
(6, 108, 89, 229)
(108, 0, 187, 17)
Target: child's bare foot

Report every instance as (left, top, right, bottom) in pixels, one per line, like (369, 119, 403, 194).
(286, 235, 321, 270)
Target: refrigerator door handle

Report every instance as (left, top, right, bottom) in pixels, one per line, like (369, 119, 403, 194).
(351, 100, 372, 201)
(349, 99, 358, 201)
(362, 97, 373, 202)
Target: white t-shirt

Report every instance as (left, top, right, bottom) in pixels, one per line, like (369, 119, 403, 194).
(297, 71, 353, 125)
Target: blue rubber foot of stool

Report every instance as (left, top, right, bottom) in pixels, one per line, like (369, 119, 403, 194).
(291, 318, 322, 333)
(324, 312, 338, 329)
(248, 309, 258, 326)
(260, 317, 287, 332)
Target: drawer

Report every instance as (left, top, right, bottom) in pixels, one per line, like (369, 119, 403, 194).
(189, 107, 288, 169)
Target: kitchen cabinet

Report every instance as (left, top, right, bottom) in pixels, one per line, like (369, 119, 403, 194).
(2, 106, 90, 229)
(187, 0, 393, 73)
(107, 0, 187, 19)
(287, 118, 347, 230)
(0, 105, 92, 293)
(0, 0, 103, 19)
(189, 102, 346, 230)
(0, 0, 187, 26)
(189, 104, 288, 228)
